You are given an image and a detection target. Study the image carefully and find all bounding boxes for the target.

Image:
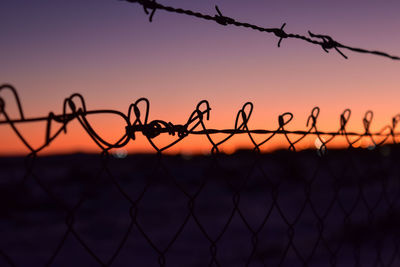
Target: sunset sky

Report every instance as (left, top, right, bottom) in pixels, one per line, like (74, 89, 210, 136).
(1, 0, 399, 155)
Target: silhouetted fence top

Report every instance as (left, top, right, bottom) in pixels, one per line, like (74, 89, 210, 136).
(1, 84, 400, 155)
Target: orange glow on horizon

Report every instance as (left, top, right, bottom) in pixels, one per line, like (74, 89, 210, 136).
(1, 109, 397, 156)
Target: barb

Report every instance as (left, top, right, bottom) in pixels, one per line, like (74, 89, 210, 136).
(1, 84, 400, 155)
(124, 0, 400, 61)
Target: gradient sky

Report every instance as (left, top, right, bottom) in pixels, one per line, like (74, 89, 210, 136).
(1, 0, 400, 155)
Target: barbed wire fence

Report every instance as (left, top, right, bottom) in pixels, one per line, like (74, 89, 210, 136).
(1, 84, 400, 266)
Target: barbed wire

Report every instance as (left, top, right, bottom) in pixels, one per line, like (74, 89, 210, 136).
(2, 84, 400, 266)
(1, 84, 400, 155)
(122, 0, 400, 61)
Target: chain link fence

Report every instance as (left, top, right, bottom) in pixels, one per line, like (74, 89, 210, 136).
(1, 84, 400, 266)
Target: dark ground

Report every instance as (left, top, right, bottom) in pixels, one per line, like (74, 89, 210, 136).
(1, 146, 400, 266)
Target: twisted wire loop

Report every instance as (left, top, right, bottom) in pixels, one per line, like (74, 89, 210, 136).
(2, 84, 400, 266)
(123, 0, 400, 61)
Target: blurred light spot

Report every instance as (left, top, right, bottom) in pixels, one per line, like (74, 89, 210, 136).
(367, 144, 376, 150)
(361, 138, 376, 150)
(314, 137, 326, 156)
(112, 148, 128, 159)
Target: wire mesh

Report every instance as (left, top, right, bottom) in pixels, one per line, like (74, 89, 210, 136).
(1, 84, 400, 266)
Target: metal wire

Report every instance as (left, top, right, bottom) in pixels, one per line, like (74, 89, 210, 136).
(1, 84, 400, 266)
(1, 84, 400, 155)
(123, 0, 400, 61)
